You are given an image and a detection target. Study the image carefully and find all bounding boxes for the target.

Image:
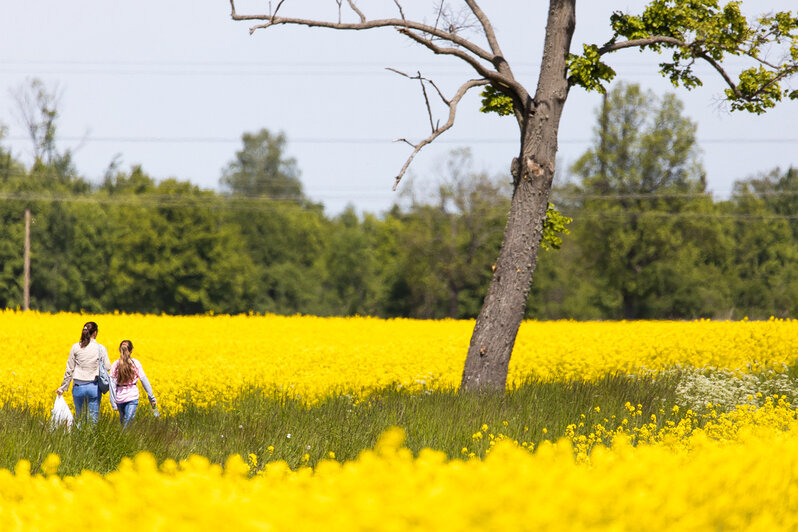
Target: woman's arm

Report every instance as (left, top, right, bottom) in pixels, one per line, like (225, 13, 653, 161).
(56, 346, 77, 394)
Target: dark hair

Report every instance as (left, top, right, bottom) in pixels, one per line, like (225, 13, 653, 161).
(117, 340, 136, 385)
(79, 322, 98, 348)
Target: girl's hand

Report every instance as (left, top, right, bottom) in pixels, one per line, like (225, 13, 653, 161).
(55, 388, 63, 395)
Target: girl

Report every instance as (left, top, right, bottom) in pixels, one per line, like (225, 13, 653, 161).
(111, 340, 157, 426)
(56, 321, 111, 424)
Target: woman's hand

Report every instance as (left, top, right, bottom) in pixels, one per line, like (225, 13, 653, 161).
(55, 388, 63, 395)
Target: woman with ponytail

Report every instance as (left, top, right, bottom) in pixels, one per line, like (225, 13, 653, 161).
(110, 339, 157, 426)
(56, 321, 111, 423)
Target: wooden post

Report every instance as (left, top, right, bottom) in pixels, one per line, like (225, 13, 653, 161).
(23, 209, 30, 311)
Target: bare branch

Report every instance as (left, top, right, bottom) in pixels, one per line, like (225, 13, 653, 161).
(393, 0, 406, 21)
(231, 10, 496, 65)
(386, 68, 446, 132)
(423, 77, 450, 106)
(232, 1, 529, 111)
(464, 0, 511, 75)
(385, 67, 411, 78)
(347, 0, 366, 24)
(417, 73, 435, 133)
(397, 28, 529, 111)
(743, 51, 783, 71)
(230, 0, 531, 183)
(386, 68, 450, 105)
(433, 0, 445, 31)
(272, 0, 287, 21)
(392, 79, 488, 190)
(464, 0, 495, 47)
(394, 137, 416, 148)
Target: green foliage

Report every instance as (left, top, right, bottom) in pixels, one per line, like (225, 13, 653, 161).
(567, 44, 616, 93)
(320, 208, 387, 316)
(220, 129, 305, 201)
(727, 66, 782, 113)
(573, 1, 798, 112)
(564, 83, 728, 319)
(386, 149, 509, 319)
(479, 85, 514, 116)
(541, 203, 572, 251)
(223, 195, 329, 315)
(2, 85, 798, 321)
(725, 168, 798, 317)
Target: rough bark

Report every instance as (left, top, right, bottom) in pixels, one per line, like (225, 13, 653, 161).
(460, 0, 576, 391)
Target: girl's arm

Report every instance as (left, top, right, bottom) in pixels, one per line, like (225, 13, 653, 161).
(109, 359, 118, 409)
(134, 359, 156, 404)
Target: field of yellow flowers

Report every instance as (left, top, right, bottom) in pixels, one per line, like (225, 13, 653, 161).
(4, 401, 798, 531)
(3, 311, 798, 529)
(3, 310, 798, 412)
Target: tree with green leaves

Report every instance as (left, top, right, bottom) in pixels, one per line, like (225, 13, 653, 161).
(727, 167, 798, 318)
(386, 149, 510, 319)
(11, 78, 77, 182)
(100, 167, 258, 315)
(219, 128, 333, 315)
(0, 136, 27, 309)
(569, 82, 733, 319)
(231, 0, 798, 391)
(221, 129, 305, 201)
(0, 79, 93, 311)
(320, 207, 388, 316)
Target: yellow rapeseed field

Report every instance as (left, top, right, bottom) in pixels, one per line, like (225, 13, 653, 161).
(4, 311, 798, 529)
(3, 400, 798, 531)
(2, 310, 798, 412)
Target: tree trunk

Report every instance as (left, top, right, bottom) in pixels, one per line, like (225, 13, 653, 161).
(461, 0, 576, 391)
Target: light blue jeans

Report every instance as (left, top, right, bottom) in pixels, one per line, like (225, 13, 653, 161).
(117, 400, 139, 427)
(72, 381, 100, 424)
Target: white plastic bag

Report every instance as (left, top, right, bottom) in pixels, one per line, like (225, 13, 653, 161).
(50, 395, 73, 430)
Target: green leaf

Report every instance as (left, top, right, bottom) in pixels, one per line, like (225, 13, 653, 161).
(568, 44, 617, 93)
(479, 85, 514, 116)
(541, 203, 572, 251)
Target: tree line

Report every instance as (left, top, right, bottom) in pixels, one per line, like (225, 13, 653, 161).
(0, 81, 796, 320)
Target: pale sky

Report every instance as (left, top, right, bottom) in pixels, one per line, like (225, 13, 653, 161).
(1, 1, 796, 214)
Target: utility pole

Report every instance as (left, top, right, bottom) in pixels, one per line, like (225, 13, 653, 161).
(23, 209, 30, 311)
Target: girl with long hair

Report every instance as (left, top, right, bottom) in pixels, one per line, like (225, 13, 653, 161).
(111, 339, 157, 426)
(56, 321, 112, 423)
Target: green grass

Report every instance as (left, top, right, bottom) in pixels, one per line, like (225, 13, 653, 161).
(0, 372, 682, 475)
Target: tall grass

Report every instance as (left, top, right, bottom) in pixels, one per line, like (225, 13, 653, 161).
(0, 373, 682, 475)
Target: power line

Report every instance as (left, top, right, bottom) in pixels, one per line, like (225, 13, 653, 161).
(573, 210, 798, 221)
(3, 135, 796, 145)
(0, 191, 395, 209)
(0, 68, 675, 78)
(1, 59, 746, 67)
(555, 189, 798, 201)
(2, 191, 798, 220)
(0, 57, 757, 78)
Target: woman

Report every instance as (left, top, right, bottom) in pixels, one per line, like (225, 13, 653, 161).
(56, 321, 111, 424)
(111, 339, 157, 427)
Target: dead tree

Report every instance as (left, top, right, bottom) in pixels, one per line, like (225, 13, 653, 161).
(231, 1, 798, 391)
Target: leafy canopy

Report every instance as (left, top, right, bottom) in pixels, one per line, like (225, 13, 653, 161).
(567, 1, 798, 113)
(479, 85, 514, 116)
